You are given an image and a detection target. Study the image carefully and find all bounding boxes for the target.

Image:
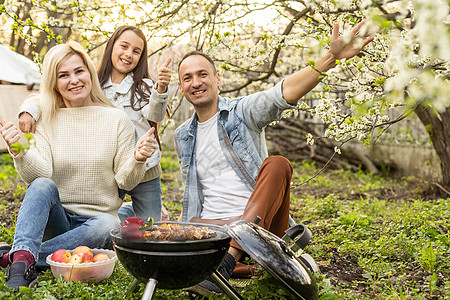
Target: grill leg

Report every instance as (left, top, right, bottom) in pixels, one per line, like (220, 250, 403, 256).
(210, 270, 244, 300)
(124, 278, 139, 299)
(141, 278, 158, 300)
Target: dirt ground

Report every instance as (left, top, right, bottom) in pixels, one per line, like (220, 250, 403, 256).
(0, 188, 22, 228)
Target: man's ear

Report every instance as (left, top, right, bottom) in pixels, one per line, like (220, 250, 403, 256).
(216, 72, 221, 87)
(177, 81, 182, 92)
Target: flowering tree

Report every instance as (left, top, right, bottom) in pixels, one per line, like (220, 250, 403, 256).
(1, 0, 449, 188)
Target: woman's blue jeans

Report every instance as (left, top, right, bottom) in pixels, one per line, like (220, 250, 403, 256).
(117, 176, 162, 223)
(10, 178, 120, 268)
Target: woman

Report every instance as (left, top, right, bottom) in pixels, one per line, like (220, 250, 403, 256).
(19, 25, 171, 222)
(0, 41, 157, 291)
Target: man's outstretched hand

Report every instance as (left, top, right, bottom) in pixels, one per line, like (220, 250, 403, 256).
(329, 20, 374, 61)
(281, 19, 375, 103)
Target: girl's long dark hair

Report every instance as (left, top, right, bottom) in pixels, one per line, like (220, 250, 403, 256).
(98, 25, 163, 149)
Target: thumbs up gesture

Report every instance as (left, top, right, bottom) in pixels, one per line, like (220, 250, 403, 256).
(134, 127, 157, 162)
(156, 57, 172, 94)
(0, 120, 21, 156)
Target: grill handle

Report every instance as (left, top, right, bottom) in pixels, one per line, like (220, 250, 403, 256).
(282, 224, 312, 253)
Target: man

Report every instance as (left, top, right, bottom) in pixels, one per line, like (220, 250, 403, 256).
(175, 20, 373, 295)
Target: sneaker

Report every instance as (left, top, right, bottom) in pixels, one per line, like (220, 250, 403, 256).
(186, 253, 236, 297)
(5, 261, 38, 291)
(187, 279, 221, 298)
(0, 242, 11, 257)
(0, 242, 11, 268)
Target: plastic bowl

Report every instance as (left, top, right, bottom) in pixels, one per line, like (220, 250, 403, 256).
(46, 248, 117, 282)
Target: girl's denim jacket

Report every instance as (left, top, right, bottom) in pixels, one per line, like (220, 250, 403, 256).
(102, 74, 168, 180)
(174, 80, 296, 222)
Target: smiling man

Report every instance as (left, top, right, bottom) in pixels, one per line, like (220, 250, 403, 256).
(175, 21, 373, 296)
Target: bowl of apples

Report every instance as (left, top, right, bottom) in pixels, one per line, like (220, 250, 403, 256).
(46, 246, 118, 282)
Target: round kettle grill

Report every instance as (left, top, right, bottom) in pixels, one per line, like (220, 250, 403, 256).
(110, 220, 318, 299)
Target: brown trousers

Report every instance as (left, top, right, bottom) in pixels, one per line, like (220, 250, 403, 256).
(230, 155, 293, 251)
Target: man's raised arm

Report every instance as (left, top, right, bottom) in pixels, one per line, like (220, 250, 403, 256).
(282, 20, 374, 104)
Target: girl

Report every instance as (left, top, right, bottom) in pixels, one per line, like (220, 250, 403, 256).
(97, 25, 171, 223)
(19, 25, 171, 222)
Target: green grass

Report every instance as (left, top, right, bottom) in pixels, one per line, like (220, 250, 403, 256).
(0, 155, 449, 299)
(289, 161, 450, 299)
(160, 156, 180, 172)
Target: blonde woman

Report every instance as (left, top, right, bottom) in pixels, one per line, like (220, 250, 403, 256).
(19, 25, 171, 223)
(0, 42, 157, 291)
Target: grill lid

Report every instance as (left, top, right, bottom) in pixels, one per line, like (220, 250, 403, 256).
(226, 221, 318, 300)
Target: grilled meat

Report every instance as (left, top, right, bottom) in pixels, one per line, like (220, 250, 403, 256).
(142, 223, 217, 240)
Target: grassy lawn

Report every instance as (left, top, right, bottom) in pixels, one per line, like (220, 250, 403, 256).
(0, 150, 449, 299)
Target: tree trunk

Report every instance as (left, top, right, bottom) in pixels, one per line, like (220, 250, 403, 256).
(414, 105, 450, 192)
(9, 0, 72, 57)
(9, 1, 32, 56)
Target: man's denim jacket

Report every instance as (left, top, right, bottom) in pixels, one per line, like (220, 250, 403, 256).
(174, 80, 296, 222)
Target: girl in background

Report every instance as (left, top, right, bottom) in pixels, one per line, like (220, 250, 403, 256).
(97, 25, 171, 222)
(19, 25, 171, 222)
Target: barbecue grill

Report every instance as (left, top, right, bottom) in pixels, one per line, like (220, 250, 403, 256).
(111, 221, 318, 299)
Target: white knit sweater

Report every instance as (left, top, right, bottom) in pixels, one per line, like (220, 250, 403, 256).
(13, 106, 146, 217)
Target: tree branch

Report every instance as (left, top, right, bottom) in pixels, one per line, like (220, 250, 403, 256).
(220, 7, 310, 93)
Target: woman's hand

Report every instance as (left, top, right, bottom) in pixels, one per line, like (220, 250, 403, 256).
(134, 127, 157, 162)
(156, 58, 172, 94)
(0, 120, 21, 156)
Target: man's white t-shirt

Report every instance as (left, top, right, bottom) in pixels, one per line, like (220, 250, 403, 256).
(196, 112, 252, 220)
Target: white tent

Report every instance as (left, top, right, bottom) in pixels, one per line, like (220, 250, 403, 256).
(0, 44, 40, 86)
(0, 45, 40, 151)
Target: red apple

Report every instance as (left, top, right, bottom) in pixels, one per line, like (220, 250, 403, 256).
(93, 252, 109, 262)
(51, 249, 72, 263)
(72, 246, 93, 258)
(68, 253, 82, 264)
(79, 253, 94, 263)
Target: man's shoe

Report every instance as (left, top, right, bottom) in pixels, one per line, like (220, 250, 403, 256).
(186, 253, 236, 297)
(5, 261, 38, 291)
